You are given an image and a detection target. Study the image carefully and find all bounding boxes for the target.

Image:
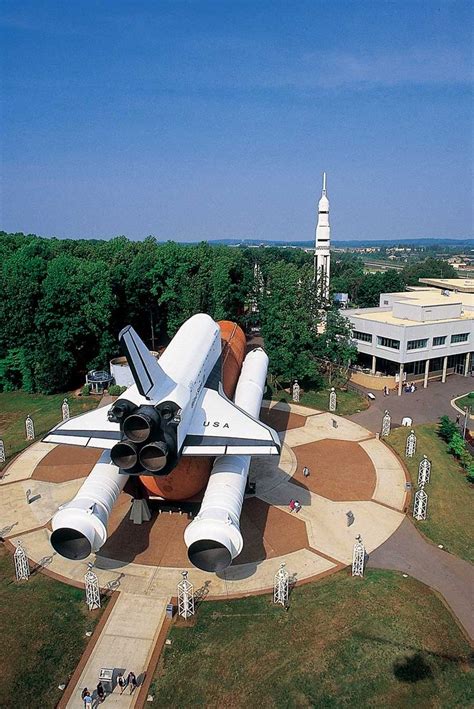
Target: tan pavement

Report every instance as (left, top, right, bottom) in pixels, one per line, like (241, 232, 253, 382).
(66, 593, 168, 708)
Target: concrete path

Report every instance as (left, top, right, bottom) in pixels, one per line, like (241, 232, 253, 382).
(368, 518, 474, 640)
(350, 374, 473, 433)
(66, 593, 168, 708)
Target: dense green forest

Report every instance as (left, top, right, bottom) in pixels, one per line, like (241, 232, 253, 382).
(0, 232, 457, 394)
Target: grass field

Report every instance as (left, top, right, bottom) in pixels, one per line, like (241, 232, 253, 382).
(453, 392, 474, 414)
(150, 569, 472, 708)
(386, 423, 474, 564)
(0, 390, 99, 468)
(272, 387, 368, 416)
(0, 543, 105, 708)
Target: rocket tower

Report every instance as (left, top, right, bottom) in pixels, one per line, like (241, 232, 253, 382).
(314, 172, 331, 303)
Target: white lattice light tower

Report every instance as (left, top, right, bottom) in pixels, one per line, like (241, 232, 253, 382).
(329, 387, 337, 413)
(25, 415, 35, 441)
(84, 563, 101, 610)
(14, 540, 30, 581)
(413, 485, 428, 521)
(273, 562, 289, 607)
(292, 381, 300, 403)
(418, 455, 431, 486)
(61, 398, 70, 421)
(177, 571, 195, 619)
(405, 430, 417, 458)
(352, 535, 365, 577)
(381, 410, 391, 437)
(0, 439, 5, 464)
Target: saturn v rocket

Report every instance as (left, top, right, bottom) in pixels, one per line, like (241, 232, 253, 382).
(44, 314, 280, 572)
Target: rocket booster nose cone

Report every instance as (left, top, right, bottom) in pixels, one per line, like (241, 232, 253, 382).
(50, 527, 92, 560)
(110, 440, 139, 470)
(139, 441, 168, 473)
(187, 539, 232, 573)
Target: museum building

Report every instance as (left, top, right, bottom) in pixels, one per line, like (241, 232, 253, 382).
(346, 278, 474, 395)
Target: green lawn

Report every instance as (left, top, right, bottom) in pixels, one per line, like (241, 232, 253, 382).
(150, 569, 472, 708)
(453, 392, 474, 414)
(0, 390, 99, 468)
(272, 387, 368, 416)
(386, 423, 474, 563)
(0, 543, 106, 708)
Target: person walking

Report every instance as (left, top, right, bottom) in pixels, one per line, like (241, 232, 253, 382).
(117, 673, 126, 695)
(303, 466, 310, 478)
(83, 691, 92, 708)
(96, 682, 105, 703)
(127, 671, 138, 695)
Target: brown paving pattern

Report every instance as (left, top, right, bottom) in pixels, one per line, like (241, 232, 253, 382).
(259, 406, 306, 433)
(99, 494, 308, 567)
(33, 445, 102, 482)
(292, 439, 376, 501)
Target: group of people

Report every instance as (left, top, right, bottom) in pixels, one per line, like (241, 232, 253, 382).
(81, 671, 137, 706)
(404, 382, 417, 393)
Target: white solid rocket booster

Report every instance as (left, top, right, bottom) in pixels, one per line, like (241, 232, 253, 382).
(50, 455, 127, 560)
(184, 347, 270, 572)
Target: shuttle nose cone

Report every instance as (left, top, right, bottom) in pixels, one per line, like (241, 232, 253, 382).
(139, 441, 168, 473)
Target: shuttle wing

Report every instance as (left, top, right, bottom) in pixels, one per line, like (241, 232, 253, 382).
(42, 407, 121, 449)
(182, 387, 280, 456)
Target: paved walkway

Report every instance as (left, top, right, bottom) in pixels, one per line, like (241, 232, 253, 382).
(2, 405, 407, 598)
(349, 374, 473, 433)
(368, 518, 474, 640)
(66, 593, 168, 708)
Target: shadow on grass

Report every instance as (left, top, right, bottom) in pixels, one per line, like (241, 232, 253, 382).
(393, 652, 433, 682)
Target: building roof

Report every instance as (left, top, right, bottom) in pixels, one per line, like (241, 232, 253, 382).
(418, 278, 474, 293)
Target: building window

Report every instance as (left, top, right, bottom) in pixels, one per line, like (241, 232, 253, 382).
(353, 330, 372, 343)
(377, 336, 400, 350)
(451, 333, 469, 344)
(407, 339, 428, 350)
(433, 336, 447, 346)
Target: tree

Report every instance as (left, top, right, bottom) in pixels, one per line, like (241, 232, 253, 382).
(438, 415, 458, 443)
(313, 309, 358, 384)
(258, 261, 321, 386)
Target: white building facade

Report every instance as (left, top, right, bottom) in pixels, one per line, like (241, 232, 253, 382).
(346, 280, 474, 395)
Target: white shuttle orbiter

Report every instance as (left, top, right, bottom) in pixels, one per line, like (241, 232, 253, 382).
(44, 314, 280, 477)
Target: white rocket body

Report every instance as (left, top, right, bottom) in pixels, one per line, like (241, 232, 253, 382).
(314, 172, 331, 302)
(50, 455, 127, 559)
(184, 347, 270, 572)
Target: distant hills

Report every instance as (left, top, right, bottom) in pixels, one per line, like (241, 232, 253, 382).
(209, 237, 474, 248)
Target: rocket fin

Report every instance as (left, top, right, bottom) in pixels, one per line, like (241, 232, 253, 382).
(182, 387, 280, 456)
(42, 407, 121, 449)
(119, 325, 174, 400)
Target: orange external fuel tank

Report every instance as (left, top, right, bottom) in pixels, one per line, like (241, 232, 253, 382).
(138, 321, 247, 500)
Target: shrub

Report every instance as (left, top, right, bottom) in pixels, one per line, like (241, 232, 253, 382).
(81, 384, 91, 397)
(108, 384, 127, 396)
(447, 431, 467, 458)
(438, 415, 458, 443)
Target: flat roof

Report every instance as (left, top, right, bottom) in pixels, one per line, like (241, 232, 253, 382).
(419, 278, 474, 293)
(348, 309, 473, 327)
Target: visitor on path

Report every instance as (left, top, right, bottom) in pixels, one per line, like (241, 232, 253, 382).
(96, 682, 105, 702)
(117, 673, 126, 694)
(303, 466, 310, 478)
(127, 671, 138, 694)
(289, 499, 296, 512)
(293, 500, 302, 513)
(83, 690, 92, 708)
(456, 414, 461, 425)
(383, 386, 389, 397)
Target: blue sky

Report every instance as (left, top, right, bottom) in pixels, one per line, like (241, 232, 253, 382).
(1, 0, 472, 241)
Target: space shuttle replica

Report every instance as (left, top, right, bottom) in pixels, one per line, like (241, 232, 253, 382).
(44, 314, 280, 572)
